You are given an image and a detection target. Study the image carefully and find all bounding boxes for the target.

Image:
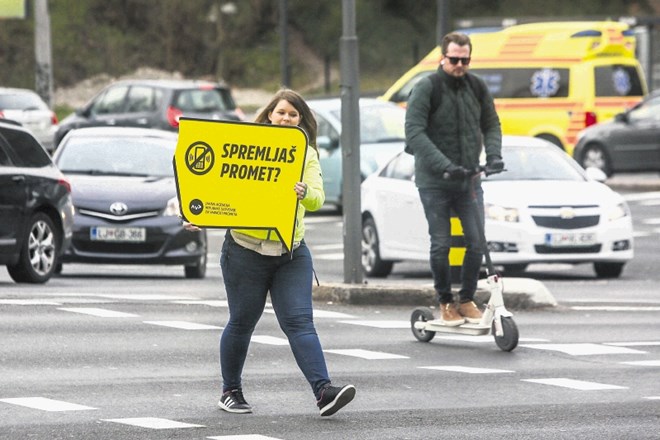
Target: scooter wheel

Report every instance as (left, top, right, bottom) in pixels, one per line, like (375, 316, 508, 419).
(411, 307, 435, 342)
(493, 316, 519, 352)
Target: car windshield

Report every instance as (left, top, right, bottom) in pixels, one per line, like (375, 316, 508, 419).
(0, 91, 48, 111)
(330, 104, 406, 144)
(56, 136, 176, 177)
(485, 145, 586, 182)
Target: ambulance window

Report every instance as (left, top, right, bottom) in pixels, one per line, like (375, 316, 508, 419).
(472, 68, 569, 99)
(594, 65, 644, 97)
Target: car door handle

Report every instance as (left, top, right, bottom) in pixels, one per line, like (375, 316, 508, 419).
(12, 175, 25, 183)
(136, 118, 148, 125)
(107, 119, 116, 125)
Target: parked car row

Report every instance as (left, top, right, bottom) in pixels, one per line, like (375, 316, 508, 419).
(0, 87, 58, 153)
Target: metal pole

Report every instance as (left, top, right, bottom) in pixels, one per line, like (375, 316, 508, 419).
(279, 0, 290, 87)
(340, 0, 362, 284)
(436, 0, 450, 46)
(34, 0, 53, 108)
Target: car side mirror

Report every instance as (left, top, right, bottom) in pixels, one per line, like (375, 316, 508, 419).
(614, 112, 628, 123)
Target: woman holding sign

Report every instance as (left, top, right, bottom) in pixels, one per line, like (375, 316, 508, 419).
(185, 89, 355, 417)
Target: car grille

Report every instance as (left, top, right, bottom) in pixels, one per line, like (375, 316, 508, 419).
(534, 244, 602, 254)
(78, 208, 160, 222)
(531, 215, 600, 229)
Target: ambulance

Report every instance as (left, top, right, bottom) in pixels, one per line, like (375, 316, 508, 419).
(381, 21, 648, 155)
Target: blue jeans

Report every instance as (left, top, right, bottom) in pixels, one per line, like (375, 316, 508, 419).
(219, 231, 330, 396)
(418, 185, 485, 304)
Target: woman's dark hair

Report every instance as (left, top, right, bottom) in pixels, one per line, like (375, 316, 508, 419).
(441, 32, 472, 55)
(254, 88, 318, 152)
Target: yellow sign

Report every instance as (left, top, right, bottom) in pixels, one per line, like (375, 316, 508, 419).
(0, 0, 26, 18)
(174, 118, 308, 252)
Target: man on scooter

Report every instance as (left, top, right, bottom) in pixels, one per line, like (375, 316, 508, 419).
(405, 32, 504, 326)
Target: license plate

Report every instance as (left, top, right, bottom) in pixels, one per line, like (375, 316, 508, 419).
(544, 232, 596, 247)
(91, 227, 146, 242)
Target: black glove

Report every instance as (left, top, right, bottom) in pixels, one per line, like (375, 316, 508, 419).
(486, 155, 504, 173)
(443, 163, 468, 180)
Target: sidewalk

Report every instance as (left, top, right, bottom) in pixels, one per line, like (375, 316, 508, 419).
(312, 173, 659, 310)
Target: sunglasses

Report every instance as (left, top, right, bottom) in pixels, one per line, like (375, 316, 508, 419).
(446, 56, 471, 66)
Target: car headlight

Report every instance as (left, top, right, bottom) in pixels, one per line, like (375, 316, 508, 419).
(607, 202, 629, 222)
(485, 203, 519, 222)
(163, 196, 180, 217)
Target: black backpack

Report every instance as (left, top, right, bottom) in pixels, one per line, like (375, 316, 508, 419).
(405, 71, 486, 155)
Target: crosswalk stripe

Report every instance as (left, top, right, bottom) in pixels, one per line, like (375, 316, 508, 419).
(252, 335, 289, 345)
(143, 321, 222, 330)
(620, 360, 660, 366)
(522, 378, 627, 390)
(102, 417, 204, 429)
(0, 397, 96, 412)
(339, 320, 409, 329)
(324, 349, 408, 360)
(57, 307, 138, 318)
(419, 366, 514, 374)
(520, 343, 646, 355)
(207, 434, 283, 439)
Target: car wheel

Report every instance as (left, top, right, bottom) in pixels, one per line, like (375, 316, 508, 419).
(594, 262, 624, 279)
(7, 212, 59, 283)
(184, 251, 207, 279)
(580, 143, 612, 176)
(361, 217, 393, 277)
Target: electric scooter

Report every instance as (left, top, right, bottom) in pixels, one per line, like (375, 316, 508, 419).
(410, 165, 519, 352)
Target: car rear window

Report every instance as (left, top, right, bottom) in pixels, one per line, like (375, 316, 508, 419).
(594, 65, 644, 97)
(172, 88, 236, 112)
(0, 91, 48, 111)
(0, 126, 52, 167)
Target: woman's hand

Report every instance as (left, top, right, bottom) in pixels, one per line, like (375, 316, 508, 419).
(294, 181, 308, 200)
(182, 221, 202, 232)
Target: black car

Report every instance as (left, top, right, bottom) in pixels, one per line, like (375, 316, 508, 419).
(0, 120, 74, 283)
(54, 79, 244, 146)
(52, 126, 207, 278)
(573, 90, 660, 176)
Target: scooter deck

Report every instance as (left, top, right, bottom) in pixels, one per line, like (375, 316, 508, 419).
(415, 319, 491, 336)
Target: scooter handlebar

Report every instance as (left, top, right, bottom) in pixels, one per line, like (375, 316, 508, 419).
(442, 164, 505, 180)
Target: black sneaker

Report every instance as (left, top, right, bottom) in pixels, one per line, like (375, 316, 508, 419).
(317, 383, 356, 417)
(218, 389, 252, 414)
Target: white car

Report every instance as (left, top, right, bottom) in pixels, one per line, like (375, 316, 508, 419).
(361, 136, 634, 279)
(0, 87, 58, 153)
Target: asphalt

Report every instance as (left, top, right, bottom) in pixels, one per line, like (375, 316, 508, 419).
(311, 173, 660, 310)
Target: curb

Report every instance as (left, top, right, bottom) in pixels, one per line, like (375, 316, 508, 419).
(312, 277, 557, 310)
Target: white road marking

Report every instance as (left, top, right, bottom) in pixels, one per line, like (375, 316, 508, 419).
(419, 366, 514, 374)
(623, 191, 660, 202)
(251, 335, 289, 345)
(313, 310, 356, 319)
(570, 306, 660, 311)
(605, 341, 660, 347)
(103, 417, 204, 429)
(620, 360, 660, 366)
(520, 343, 647, 355)
(522, 378, 627, 391)
(97, 294, 198, 301)
(339, 320, 409, 328)
(172, 300, 228, 307)
(324, 349, 408, 360)
(143, 321, 222, 330)
(0, 299, 62, 305)
(644, 396, 660, 400)
(0, 397, 96, 412)
(314, 253, 345, 260)
(208, 434, 283, 439)
(57, 307, 138, 318)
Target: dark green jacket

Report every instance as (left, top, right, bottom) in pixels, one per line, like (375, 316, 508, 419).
(405, 68, 502, 190)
